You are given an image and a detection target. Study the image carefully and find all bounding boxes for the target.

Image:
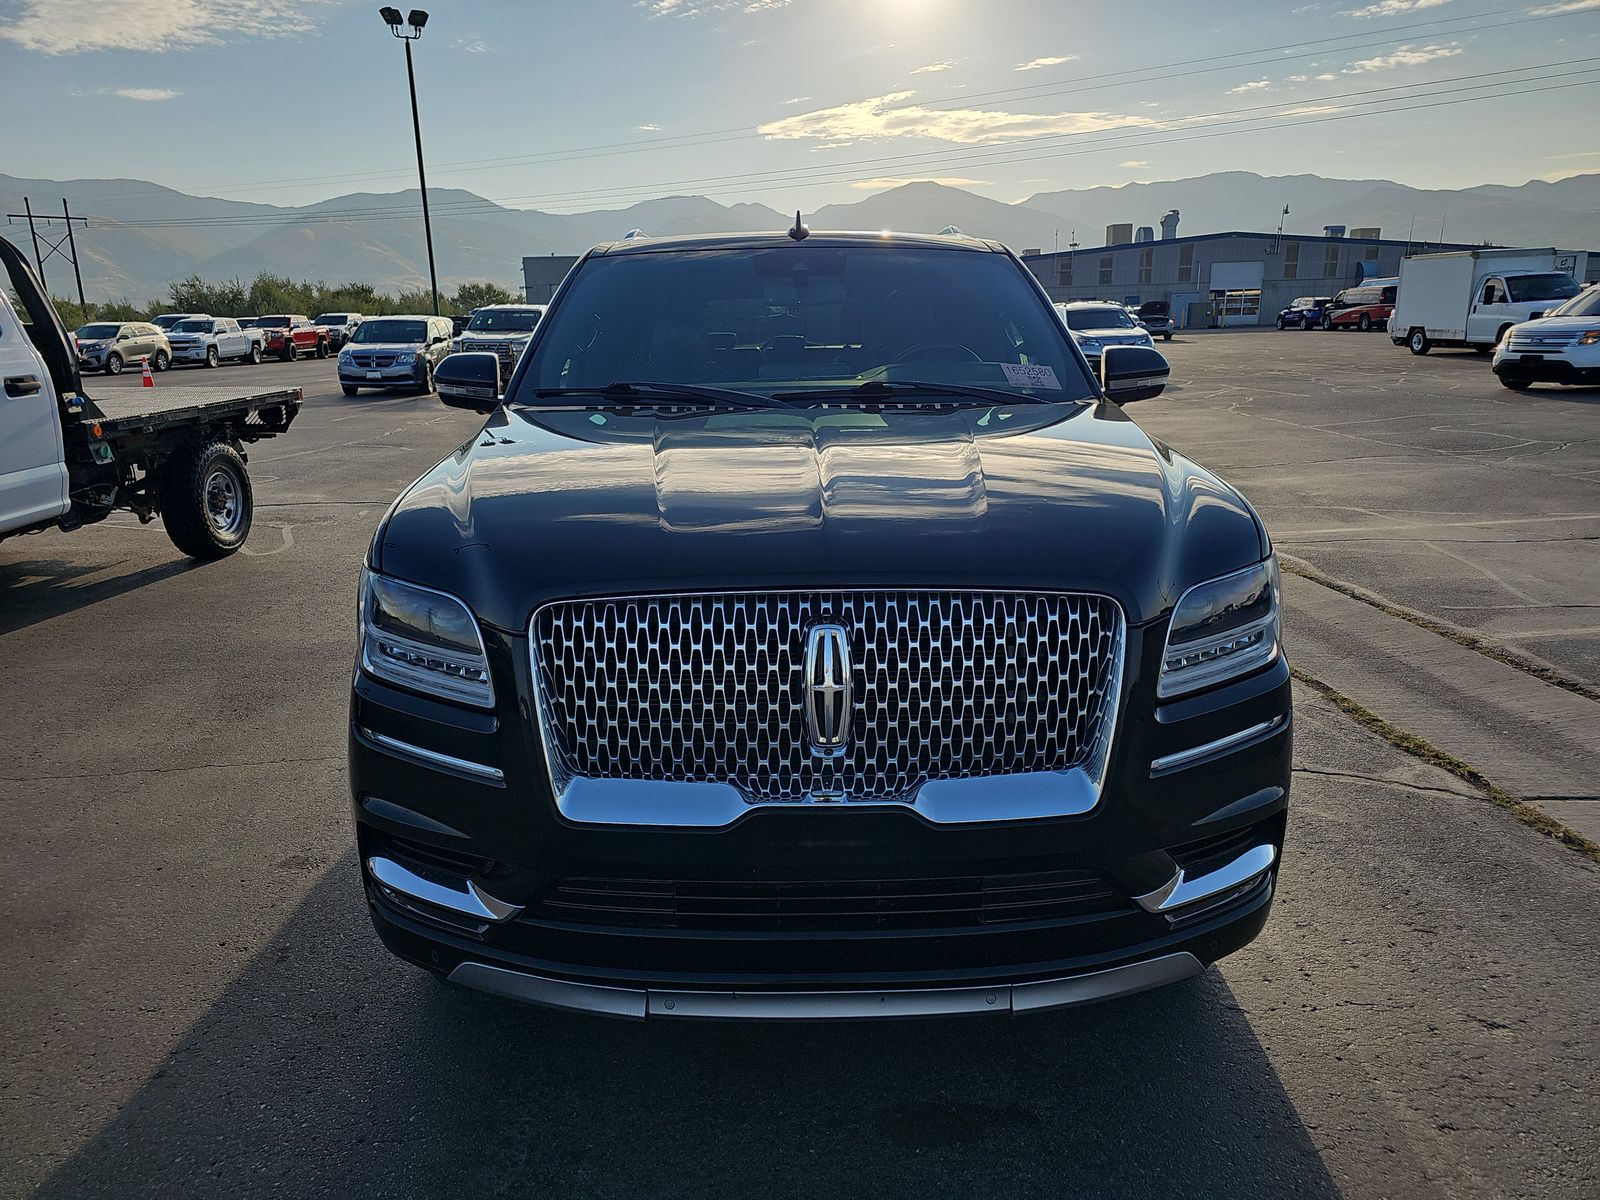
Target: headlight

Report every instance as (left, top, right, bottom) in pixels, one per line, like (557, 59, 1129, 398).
(1158, 558, 1281, 699)
(1579, 329, 1600, 345)
(1078, 337, 1103, 351)
(358, 568, 494, 708)
(395, 351, 416, 364)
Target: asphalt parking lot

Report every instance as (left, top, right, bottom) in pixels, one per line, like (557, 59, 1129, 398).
(3, 341, 1597, 1199)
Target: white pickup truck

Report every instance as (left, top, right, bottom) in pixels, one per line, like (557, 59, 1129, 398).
(1389, 248, 1587, 355)
(0, 238, 302, 558)
(164, 315, 268, 368)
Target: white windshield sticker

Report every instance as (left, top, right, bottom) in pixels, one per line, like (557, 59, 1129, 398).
(1000, 363, 1062, 391)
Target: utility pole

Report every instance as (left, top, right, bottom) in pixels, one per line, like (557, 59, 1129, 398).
(6, 197, 89, 309)
(380, 8, 440, 316)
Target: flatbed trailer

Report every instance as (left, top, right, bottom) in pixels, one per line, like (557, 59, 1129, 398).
(1, 237, 303, 558)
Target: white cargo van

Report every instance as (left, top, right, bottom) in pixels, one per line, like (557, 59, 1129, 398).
(1389, 248, 1586, 355)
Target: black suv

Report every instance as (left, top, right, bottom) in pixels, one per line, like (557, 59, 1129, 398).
(349, 229, 1291, 1020)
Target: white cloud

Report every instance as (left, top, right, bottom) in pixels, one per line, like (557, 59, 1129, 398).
(1286, 74, 1309, 82)
(2, 0, 328, 54)
(1119, 160, 1154, 168)
(850, 176, 991, 190)
(1342, 42, 1462, 71)
(911, 61, 954, 74)
(759, 91, 1153, 145)
(1282, 104, 1347, 115)
(637, 123, 662, 131)
(1229, 79, 1273, 92)
(1528, 0, 1600, 11)
(457, 38, 492, 54)
(1343, 0, 1451, 17)
(1539, 166, 1600, 181)
(71, 85, 182, 101)
(1316, 72, 1339, 80)
(642, 0, 790, 15)
(780, 95, 811, 105)
(1015, 55, 1077, 72)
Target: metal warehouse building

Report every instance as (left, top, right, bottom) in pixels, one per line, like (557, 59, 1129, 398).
(1021, 227, 1501, 328)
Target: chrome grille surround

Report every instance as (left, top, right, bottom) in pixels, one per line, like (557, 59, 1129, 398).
(528, 590, 1126, 827)
(1506, 329, 1580, 352)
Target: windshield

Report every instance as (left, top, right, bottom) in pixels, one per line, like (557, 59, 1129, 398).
(352, 319, 427, 344)
(315, 314, 350, 325)
(466, 308, 542, 333)
(77, 323, 121, 339)
(151, 315, 186, 329)
(1507, 274, 1582, 304)
(174, 319, 213, 333)
(1062, 306, 1137, 331)
(517, 246, 1093, 405)
(1543, 287, 1600, 318)
(255, 316, 291, 328)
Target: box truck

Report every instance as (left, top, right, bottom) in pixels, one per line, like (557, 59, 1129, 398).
(1389, 248, 1586, 355)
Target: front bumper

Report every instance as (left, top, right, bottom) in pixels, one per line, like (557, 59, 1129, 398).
(340, 362, 423, 387)
(170, 343, 211, 362)
(1492, 353, 1600, 385)
(348, 620, 1292, 1018)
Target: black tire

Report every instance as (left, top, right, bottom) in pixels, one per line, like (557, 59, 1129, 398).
(105, 351, 124, 375)
(1321, 315, 1333, 331)
(1275, 316, 1285, 330)
(1408, 329, 1430, 356)
(341, 384, 360, 396)
(1472, 345, 1492, 356)
(1162, 332, 1172, 341)
(1499, 377, 1532, 392)
(415, 361, 434, 394)
(205, 345, 220, 368)
(1300, 317, 1313, 331)
(282, 341, 298, 362)
(158, 440, 253, 559)
(314, 338, 329, 360)
(153, 349, 171, 371)
(249, 343, 263, 365)
(1496, 324, 1514, 347)
(1358, 313, 1372, 332)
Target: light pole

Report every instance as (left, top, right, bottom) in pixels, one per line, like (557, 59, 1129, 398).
(379, 7, 439, 315)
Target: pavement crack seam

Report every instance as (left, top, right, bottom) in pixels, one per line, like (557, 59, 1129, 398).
(1289, 667, 1600, 865)
(1290, 766, 1480, 799)
(1, 753, 345, 783)
(1279, 553, 1600, 705)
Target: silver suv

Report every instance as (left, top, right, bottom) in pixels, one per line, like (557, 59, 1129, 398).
(74, 321, 172, 374)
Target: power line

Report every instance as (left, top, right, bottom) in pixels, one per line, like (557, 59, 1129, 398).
(90, 62, 1600, 230)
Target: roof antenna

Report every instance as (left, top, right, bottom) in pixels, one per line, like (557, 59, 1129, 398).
(788, 210, 810, 242)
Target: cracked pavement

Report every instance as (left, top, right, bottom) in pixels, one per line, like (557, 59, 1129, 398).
(2, 349, 1598, 1199)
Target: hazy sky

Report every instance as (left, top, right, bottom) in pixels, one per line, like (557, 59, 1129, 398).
(4, 0, 1598, 213)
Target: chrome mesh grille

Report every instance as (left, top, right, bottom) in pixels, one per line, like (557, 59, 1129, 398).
(530, 591, 1123, 805)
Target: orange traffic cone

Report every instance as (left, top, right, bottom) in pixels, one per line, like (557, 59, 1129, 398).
(141, 356, 154, 388)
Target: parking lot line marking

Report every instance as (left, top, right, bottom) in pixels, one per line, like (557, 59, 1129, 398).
(1276, 513, 1600, 537)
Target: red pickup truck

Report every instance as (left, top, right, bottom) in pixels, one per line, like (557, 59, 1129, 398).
(254, 314, 330, 361)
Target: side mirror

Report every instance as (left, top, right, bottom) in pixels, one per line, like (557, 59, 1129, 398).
(434, 352, 502, 413)
(1100, 345, 1169, 404)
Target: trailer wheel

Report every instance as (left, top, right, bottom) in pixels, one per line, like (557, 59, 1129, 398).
(159, 440, 253, 559)
(1408, 329, 1430, 355)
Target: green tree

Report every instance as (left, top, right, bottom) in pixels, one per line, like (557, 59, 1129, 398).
(452, 281, 517, 311)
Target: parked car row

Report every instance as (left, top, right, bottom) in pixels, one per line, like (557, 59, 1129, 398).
(1274, 282, 1398, 333)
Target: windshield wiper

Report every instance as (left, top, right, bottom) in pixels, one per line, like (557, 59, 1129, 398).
(530, 381, 799, 412)
(770, 379, 1062, 407)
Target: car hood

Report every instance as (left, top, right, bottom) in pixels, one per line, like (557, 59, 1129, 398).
(1072, 328, 1150, 341)
(1511, 315, 1598, 332)
(457, 331, 531, 341)
(375, 402, 1268, 633)
(345, 342, 424, 352)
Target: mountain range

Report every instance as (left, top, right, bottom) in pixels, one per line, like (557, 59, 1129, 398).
(3, 170, 1596, 303)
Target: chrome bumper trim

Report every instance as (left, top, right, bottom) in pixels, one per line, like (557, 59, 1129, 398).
(356, 725, 504, 784)
(1133, 843, 1277, 915)
(1150, 713, 1288, 776)
(366, 855, 522, 924)
(446, 952, 1204, 1021)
